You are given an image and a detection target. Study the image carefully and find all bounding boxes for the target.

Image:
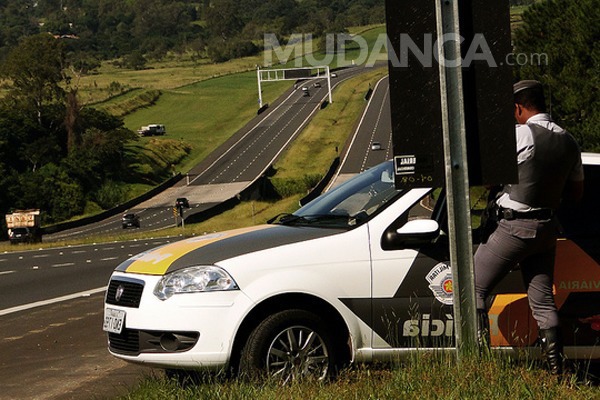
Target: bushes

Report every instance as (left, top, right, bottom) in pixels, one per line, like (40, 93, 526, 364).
(270, 174, 323, 198)
(124, 138, 192, 184)
(100, 89, 161, 117)
(94, 180, 126, 209)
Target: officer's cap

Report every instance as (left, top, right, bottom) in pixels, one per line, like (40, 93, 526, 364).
(513, 80, 542, 94)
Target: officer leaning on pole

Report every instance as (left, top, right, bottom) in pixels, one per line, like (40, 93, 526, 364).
(474, 80, 584, 375)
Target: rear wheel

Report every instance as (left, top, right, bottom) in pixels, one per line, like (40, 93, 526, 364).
(239, 309, 338, 382)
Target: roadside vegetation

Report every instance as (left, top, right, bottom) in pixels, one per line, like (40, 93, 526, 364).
(119, 355, 599, 399)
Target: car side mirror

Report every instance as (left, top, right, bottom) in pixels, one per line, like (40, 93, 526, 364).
(382, 219, 440, 250)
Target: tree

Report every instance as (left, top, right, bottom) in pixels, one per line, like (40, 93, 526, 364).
(205, 0, 245, 40)
(17, 163, 86, 223)
(122, 49, 147, 70)
(514, 0, 600, 151)
(0, 33, 66, 125)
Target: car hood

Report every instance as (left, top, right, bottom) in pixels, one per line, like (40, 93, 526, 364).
(115, 224, 345, 276)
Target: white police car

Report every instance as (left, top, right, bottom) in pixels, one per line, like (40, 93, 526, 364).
(103, 154, 600, 381)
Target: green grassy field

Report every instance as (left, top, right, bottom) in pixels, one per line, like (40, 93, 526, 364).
(122, 72, 291, 174)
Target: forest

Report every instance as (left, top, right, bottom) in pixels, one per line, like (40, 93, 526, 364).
(0, 0, 386, 65)
(0, 0, 597, 227)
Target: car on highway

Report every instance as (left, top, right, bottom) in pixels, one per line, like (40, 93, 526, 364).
(121, 213, 140, 229)
(314, 82, 322, 88)
(103, 154, 600, 382)
(371, 141, 382, 151)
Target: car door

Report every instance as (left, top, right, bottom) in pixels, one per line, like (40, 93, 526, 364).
(366, 188, 455, 349)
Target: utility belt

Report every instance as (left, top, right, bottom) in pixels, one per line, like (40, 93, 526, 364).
(497, 207, 554, 221)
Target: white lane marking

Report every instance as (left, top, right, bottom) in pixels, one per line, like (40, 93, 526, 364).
(100, 257, 119, 261)
(0, 287, 107, 316)
(51, 262, 75, 268)
(0, 270, 15, 275)
(33, 254, 50, 258)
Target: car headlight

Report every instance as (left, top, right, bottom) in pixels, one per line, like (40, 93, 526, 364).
(154, 266, 239, 300)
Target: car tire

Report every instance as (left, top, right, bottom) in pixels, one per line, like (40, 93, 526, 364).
(239, 309, 338, 382)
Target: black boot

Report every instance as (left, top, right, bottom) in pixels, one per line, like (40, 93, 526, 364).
(477, 309, 491, 350)
(539, 327, 563, 375)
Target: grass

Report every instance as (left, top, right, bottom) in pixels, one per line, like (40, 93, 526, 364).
(121, 72, 291, 174)
(76, 54, 268, 104)
(118, 355, 599, 399)
(76, 25, 388, 105)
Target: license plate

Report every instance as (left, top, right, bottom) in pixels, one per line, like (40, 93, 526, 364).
(103, 308, 126, 334)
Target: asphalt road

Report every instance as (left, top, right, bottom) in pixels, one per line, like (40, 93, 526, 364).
(0, 239, 175, 312)
(329, 75, 391, 188)
(0, 293, 152, 400)
(0, 67, 393, 399)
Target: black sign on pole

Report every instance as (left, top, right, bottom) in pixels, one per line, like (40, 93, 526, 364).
(386, 0, 517, 189)
(284, 69, 311, 80)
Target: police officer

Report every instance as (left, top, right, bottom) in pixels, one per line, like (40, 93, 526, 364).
(474, 80, 584, 374)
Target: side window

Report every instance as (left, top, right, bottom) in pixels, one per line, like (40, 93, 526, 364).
(406, 189, 441, 222)
(397, 187, 493, 237)
(470, 186, 493, 231)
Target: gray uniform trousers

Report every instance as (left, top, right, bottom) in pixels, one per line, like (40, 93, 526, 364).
(474, 217, 560, 330)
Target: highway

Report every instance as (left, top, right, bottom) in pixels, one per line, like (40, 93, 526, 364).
(330, 75, 392, 188)
(0, 239, 175, 312)
(46, 65, 384, 242)
(0, 67, 393, 400)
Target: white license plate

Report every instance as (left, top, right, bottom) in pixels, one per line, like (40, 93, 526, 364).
(103, 308, 126, 334)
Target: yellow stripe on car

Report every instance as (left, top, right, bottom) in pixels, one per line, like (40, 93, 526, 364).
(125, 225, 273, 275)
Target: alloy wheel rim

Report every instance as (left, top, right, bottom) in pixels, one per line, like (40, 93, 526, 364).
(266, 325, 329, 383)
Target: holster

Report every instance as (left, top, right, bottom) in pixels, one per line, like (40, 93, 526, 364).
(479, 200, 499, 244)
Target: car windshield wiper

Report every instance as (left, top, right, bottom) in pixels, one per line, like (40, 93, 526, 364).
(272, 213, 353, 226)
(266, 213, 295, 224)
(267, 213, 311, 225)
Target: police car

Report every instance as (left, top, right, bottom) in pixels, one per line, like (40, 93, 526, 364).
(103, 153, 600, 381)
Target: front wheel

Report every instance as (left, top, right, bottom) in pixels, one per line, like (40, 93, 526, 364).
(239, 309, 339, 382)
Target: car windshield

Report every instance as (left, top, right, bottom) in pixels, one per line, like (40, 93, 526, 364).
(272, 161, 403, 228)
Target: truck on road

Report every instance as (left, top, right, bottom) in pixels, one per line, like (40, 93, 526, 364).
(6, 209, 42, 244)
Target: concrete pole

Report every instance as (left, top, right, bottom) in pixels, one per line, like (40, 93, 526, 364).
(326, 66, 333, 104)
(257, 67, 263, 108)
